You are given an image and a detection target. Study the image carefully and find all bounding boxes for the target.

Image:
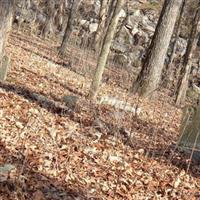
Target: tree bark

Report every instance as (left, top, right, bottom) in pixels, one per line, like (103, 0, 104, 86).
(132, 0, 183, 97)
(0, 0, 13, 81)
(89, 0, 124, 99)
(0, 0, 13, 61)
(58, 0, 81, 56)
(105, 0, 117, 28)
(42, 0, 56, 38)
(94, 0, 117, 54)
(175, 5, 200, 105)
(94, 0, 109, 53)
(163, 0, 186, 88)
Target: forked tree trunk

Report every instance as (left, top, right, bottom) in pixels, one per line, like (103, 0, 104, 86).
(59, 0, 81, 55)
(163, 0, 186, 87)
(94, 0, 109, 53)
(176, 5, 200, 105)
(89, 0, 124, 99)
(132, 0, 183, 97)
(0, 0, 13, 81)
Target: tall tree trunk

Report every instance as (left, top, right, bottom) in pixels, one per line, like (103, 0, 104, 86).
(175, 5, 200, 105)
(132, 0, 183, 97)
(0, 0, 13, 81)
(42, 0, 55, 38)
(55, 0, 65, 32)
(94, 0, 109, 53)
(89, 0, 124, 99)
(95, 0, 117, 53)
(163, 0, 186, 87)
(0, 0, 13, 61)
(105, 0, 117, 28)
(58, 0, 81, 56)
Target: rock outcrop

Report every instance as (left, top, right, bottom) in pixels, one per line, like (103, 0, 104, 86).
(13, 0, 199, 81)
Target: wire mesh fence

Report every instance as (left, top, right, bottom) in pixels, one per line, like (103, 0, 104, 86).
(4, 24, 200, 199)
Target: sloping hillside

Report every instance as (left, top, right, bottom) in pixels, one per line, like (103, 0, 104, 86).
(0, 30, 200, 200)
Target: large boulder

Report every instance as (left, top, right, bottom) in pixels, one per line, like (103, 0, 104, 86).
(175, 37, 188, 56)
(78, 0, 100, 20)
(89, 22, 98, 33)
(119, 9, 127, 18)
(113, 53, 129, 66)
(126, 10, 142, 29)
(112, 37, 129, 54)
(129, 46, 145, 62)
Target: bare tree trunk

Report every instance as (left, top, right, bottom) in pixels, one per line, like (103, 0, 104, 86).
(163, 0, 186, 87)
(89, 0, 125, 99)
(58, 0, 81, 56)
(94, 0, 109, 53)
(0, 0, 13, 81)
(55, 0, 65, 32)
(175, 5, 200, 105)
(94, 0, 116, 53)
(105, 0, 117, 27)
(42, 0, 56, 38)
(131, 0, 183, 97)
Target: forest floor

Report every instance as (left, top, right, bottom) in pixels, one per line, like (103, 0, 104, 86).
(0, 31, 200, 200)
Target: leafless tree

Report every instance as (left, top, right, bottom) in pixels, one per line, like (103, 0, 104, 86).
(89, 0, 125, 99)
(131, 0, 183, 97)
(58, 0, 81, 56)
(176, 3, 200, 105)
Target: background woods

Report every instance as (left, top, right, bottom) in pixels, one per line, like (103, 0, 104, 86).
(0, 0, 200, 199)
